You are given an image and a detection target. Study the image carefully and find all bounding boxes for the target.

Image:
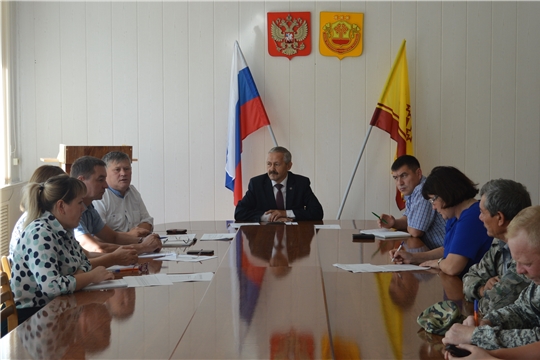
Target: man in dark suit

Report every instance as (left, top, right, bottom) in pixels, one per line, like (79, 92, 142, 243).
(234, 146, 324, 222)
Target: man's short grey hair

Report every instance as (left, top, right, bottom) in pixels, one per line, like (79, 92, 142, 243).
(102, 151, 131, 167)
(480, 179, 531, 221)
(268, 146, 292, 164)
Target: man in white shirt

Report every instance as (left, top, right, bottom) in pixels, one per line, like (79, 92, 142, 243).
(94, 151, 154, 236)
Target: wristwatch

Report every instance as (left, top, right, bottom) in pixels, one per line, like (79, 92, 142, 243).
(437, 257, 444, 266)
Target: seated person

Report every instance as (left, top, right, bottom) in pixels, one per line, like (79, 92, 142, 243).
(463, 179, 531, 314)
(9, 165, 138, 269)
(4, 175, 114, 332)
(93, 151, 153, 237)
(70, 156, 162, 254)
(378, 155, 446, 250)
(391, 166, 493, 277)
(443, 206, 540, 350)
(234, 146, 323, 222)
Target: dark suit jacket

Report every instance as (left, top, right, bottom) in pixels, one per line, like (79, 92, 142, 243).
(234, 171, 324, 221)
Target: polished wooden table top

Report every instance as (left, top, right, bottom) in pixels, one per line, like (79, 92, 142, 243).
(1, 220, 467, 359)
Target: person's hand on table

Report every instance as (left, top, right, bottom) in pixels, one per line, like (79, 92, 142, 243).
(378, 213, 395, 229)
(390, 249, 413, 264)
(444, 344, 498, 360)
(264, 209, 288, 222)
(113, 246, 138, 265)
(139, 234, 162, 253)
(420, 259, 440, 269)
(127, 226, 151, 237)
(442, 323, 475, 346)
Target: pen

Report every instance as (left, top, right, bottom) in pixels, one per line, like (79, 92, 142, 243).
(371, 212, 389, 225)
(111, 267, 139, 273)
(391, 241, 404, 262)
(474, 299, 479, 326)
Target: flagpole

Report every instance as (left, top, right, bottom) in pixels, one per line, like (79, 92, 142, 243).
(336, 125, 374, 220)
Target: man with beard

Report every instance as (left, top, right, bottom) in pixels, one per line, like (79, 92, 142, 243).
(234, 147, 323, 222)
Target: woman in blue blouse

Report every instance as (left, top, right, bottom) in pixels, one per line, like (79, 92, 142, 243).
(9, 175, 114, 326)
(391, 166, 493, 277)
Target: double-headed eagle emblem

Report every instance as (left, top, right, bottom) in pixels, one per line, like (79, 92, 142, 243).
(270, 14, 309, 57)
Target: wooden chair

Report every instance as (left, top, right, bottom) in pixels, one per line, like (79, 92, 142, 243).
(1, 271, 18, 333)
(1, 256, 11, 280)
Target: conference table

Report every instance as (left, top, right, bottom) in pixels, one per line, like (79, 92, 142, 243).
(0, 220, 469, 359)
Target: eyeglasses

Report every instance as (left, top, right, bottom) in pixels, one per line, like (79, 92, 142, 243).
(428, 195, 439, 204)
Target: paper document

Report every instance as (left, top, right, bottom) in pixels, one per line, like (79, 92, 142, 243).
(123, 274, 174, 287)
(315, 224, 341, 229)
(167, 272, 214, 283)
(334, 263, 429, 273)
(162, 234, 196, 247)
(229, 223, 260, 228)
(201, 233, 236, 241)
(83, 279, 127, 291)
(138, 252, 177, 259)
(360, 229, 411, 239)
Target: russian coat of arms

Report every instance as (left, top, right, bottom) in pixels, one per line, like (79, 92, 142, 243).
(268, 12, 311, 60)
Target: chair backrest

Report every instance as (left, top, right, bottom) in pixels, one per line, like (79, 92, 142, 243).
(1, 256, 11, 280)
(1, 271, 18, 333)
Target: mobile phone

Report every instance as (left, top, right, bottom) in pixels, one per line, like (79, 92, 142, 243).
(187, 250, 214, 256)
(445, 344, 471, 357)
(166, 228, 187, 235)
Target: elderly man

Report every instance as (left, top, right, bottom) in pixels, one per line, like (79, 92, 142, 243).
(379, 155, 446, 250)
(463, 179, 531, 314)
(71, 156, 162, 254)
(234, 146, 323, 222)
(443, 205, 540, 350)
(93, 151, 153, 236)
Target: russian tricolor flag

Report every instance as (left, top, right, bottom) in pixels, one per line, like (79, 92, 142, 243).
(225, 41, 271, 205)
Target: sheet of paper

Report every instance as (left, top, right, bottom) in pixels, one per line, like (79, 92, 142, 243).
(200, 233, 236, 241)
(174, 255, 217, 262)
(315, 224, 341, 229)
(167, 272, 214, 283)
(83, 279, 127, 291)
(138, 252, 177, 259)
(333, 263, 429, 273)
(123, 274, 174, 288)
(162, 234, 196, 247)
(228, 223, 260, 228)
(359, 229, 411, 239)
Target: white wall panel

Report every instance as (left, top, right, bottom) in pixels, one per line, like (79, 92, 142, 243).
(440, 2, 467, 169)
(163, 1, 190, 223)
(416, 2, 442, 173)
(86, 2, 113, 144)
(214, 2, 240, 220)
(16, 3, 38, 180)
(465, 2, 492, 187)
(515, 2, 540, 205)
(137, 2, 165, 224)
(34, 3, 62, 167)
(59, 3, 87, 145)
(188, 2, 215, 220)
(490, 2, 517, 180)
(13, 1, 540, 224)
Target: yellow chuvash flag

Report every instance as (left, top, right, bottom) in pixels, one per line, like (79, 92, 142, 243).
(370, 39, 413, 210)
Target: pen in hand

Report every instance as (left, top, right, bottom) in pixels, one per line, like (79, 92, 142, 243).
(372, 212, 389, 225)
(474, 299, 479, 326)
(391, 241, 404, 262)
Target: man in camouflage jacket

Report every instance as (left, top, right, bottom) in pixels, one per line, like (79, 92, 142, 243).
(443, 205, 540, 350)
(462, 179, 531, 314)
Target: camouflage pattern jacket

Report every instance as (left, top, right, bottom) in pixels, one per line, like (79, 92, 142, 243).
(462, 238, 530, 314)
(471, 282, 540, 349)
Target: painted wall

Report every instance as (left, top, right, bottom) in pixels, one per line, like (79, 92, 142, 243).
(12, 1, 540, 224)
